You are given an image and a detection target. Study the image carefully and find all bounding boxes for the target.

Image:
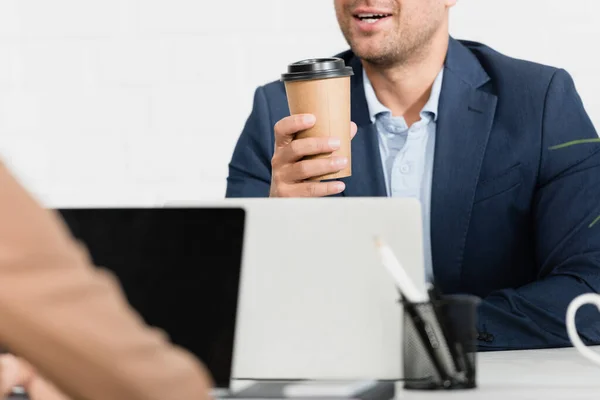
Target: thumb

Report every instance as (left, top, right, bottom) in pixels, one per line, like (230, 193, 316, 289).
(350, 122, 358, 139)
(0, 355, 35, 395)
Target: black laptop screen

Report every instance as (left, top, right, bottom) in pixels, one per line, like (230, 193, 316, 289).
(57, 207, 245, 388)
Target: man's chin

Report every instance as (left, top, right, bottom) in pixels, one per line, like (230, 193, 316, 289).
(350, 48, 394, 66)
(350, 44, 379, 58)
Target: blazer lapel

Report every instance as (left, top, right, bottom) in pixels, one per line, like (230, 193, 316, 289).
(340, 56, 387, 197)
(430, 38, 498, 293)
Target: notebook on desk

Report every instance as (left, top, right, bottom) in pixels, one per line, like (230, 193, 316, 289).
(56, 206, 246, 395)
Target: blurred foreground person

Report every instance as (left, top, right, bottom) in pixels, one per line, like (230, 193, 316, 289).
(0, 160, 213, 399)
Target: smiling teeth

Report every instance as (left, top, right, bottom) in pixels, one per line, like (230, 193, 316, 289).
(357, 13, 389, 23)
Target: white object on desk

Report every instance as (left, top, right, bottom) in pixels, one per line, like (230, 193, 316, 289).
(232, 198, 425, 381)
(566, 292, 600, 367)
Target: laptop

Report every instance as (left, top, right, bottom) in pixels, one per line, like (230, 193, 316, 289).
(166, 198, 426, 383)
(56, 206, 246, 394)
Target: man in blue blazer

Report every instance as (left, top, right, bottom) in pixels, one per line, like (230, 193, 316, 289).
(226, 0, 600, 350)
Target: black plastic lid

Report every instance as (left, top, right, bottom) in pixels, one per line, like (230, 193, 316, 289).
(281, 57, 354, 82)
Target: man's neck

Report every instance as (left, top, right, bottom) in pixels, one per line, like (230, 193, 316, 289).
(363, 33, 448, 127)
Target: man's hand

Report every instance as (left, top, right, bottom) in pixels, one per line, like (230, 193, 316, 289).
(269, 114, 358, 197)
(1, 354, 69, 400)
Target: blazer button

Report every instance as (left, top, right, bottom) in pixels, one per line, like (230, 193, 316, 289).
(477, 332, 495, 343)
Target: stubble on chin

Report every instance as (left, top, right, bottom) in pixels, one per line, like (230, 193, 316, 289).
(348, 26, 440, 69)
(347, 33, 414, 68)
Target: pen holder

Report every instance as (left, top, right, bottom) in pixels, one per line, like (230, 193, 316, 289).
(401, 294, 480, 390)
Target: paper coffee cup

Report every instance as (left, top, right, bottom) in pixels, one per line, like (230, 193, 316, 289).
(281, 58, 354, 181)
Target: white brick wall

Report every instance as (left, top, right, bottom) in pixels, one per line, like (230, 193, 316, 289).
(1, 0, 599, 207)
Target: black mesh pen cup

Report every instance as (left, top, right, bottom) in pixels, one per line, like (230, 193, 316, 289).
(401, 294, 481, 390)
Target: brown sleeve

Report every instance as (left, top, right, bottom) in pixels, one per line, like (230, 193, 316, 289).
(0, 161, 213, 400)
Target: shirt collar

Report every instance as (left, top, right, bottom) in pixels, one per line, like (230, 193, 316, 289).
(363, 66, 445, 123)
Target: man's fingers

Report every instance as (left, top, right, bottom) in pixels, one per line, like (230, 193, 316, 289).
(277, 181, 345, 197)
(274, 116, 356, 147)
(287, 157, 348, 182)
(350, 121, 358, 139)
(270, 117, 355, 198)
(274, 114, 316, 147)
(299, 181, 346, 197)
(280, 137, 341, 163)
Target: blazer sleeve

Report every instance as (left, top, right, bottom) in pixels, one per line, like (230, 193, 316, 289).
(225, 86, 274, 198)
(0, 162, 212, 400)
(477, 69, 600, 350)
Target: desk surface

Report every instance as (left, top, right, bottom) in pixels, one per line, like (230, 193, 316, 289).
(233, 346, 600, 399)
(397, 346, 599, 399)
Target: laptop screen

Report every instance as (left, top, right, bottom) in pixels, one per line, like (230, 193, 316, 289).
(56, 207, 245, 388)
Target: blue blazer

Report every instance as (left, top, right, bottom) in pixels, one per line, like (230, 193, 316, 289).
(226, 37, 600, 351)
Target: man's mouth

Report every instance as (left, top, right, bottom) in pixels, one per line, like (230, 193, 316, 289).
(354, 13, 392, 24)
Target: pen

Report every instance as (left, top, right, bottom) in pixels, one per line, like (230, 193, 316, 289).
(373, 236, 428, 303)
(374, 238, 454, 386)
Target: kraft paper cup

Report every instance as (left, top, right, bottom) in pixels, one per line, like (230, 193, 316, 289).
(281, 58, 354, 181)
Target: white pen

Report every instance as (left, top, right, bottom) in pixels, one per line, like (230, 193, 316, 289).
(374, 236, 428, 303)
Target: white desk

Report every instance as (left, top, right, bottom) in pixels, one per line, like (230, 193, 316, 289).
(232, 346, 600, 399)
(397, 346, 599, 399)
